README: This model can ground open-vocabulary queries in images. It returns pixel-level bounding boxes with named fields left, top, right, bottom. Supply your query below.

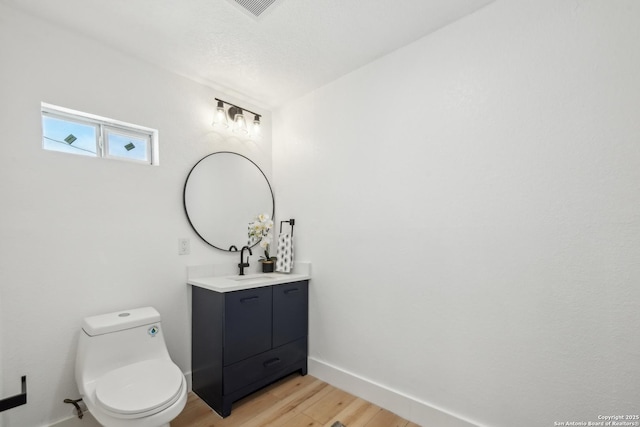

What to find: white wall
left=0, top=292, right=3, bottom=425
left=273, top=1, right=640, bottom=426
left=0, top=4, right=272, bottom=426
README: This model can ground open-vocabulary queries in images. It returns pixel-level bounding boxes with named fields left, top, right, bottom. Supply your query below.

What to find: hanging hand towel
left=275, top=233, right=293, bottom=273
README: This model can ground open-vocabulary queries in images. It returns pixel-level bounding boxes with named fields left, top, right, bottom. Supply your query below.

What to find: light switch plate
left=178, top=238, right=190, bottom=255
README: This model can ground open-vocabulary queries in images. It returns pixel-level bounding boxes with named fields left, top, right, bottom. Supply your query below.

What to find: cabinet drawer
left=223, top=338, right=307, bottom=394
left=224, top=287, right=272, bottom=365
left=273, top=281, right=308, bottom=348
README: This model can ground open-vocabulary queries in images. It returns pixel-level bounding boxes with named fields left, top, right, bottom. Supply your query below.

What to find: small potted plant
left=248, top=213, right=276, bottom=273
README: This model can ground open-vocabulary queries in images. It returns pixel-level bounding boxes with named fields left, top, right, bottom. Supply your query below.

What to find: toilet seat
left=95, top=359, right=184, bottom=419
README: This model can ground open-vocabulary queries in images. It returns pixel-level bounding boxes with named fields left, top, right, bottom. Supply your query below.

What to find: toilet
left=75, top=307, right=187, bottom=427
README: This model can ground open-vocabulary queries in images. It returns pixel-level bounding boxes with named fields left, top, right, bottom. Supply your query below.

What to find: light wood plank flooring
left=172, top=374, right=420, bottom=427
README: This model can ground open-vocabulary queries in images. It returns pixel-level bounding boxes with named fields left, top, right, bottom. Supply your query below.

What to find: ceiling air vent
left=226, top=0, right=284, bottom=20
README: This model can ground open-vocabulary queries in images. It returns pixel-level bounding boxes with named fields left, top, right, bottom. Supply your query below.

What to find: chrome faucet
left=238, top=246, right=252, bottom=275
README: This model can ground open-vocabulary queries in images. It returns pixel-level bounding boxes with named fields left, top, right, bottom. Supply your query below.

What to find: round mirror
left=183, top=152, right=274, bottom=251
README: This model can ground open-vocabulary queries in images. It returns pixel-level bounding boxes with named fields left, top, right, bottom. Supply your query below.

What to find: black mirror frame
left=183, top=151, right=275, bottom=252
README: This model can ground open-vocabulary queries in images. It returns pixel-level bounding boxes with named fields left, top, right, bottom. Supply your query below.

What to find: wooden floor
left=171, top=374, right=420, bottom=427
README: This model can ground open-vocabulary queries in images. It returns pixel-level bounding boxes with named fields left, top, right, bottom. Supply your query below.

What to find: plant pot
left=261, top=260, right=275, bottom=273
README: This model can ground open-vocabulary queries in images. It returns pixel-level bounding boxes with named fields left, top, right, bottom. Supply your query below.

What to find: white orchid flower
left=249, top=212, right=275, bottom=260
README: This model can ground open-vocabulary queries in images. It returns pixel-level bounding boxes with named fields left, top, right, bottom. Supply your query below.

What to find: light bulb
left=233, top=110, right=248, bottom=135
left=252, top=115, right=261, bottom=139
left=212, top=101, right=228, bottom=128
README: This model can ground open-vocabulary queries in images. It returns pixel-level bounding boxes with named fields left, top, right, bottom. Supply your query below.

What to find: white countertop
left=187, top=261, right=311, bottom=293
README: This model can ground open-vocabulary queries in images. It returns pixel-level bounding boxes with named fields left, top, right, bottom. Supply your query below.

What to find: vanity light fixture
left=213, top=98, right=261, bottom=139
left=212, top=100, right=228, bottom=128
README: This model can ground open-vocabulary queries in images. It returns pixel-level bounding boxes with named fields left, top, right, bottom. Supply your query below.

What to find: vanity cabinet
left=192, top=280, right=309, bottom=417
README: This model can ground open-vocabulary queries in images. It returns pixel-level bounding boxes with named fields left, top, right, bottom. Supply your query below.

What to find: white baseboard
left=49, top=413, right=100, bottom=427
left=308, top=357, right=481, bottom=427
left=184, top=370, right=193, bottom=392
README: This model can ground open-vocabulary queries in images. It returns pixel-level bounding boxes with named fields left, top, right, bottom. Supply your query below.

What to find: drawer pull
left=284, top=288, right=300, bottom=295
left=263, top=358, right=281, bottom=368
left=240, top=296, right=259, bottom=303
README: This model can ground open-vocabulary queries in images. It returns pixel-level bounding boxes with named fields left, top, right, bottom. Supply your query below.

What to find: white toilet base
left=83, top=377, right=187, bottom=427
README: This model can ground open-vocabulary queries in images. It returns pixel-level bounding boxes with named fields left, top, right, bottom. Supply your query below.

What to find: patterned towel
left=275, top=233, right=293, bottom=273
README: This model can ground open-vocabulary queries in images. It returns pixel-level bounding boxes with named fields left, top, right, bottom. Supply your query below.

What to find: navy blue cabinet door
left=273, top=282, right=308, bottom=348
left=224, top=286, right=272, bottom=365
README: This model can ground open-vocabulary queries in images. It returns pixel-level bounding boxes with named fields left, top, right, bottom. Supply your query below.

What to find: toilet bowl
left=75, top=307, right=187, bottom=427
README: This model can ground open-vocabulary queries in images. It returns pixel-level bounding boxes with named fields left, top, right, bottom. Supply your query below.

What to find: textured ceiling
left=3, top=0, right=494, bottom=108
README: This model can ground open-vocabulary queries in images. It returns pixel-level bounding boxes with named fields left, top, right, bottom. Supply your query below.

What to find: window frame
left=42, top=113, right=100, bottom=157
left=103, top=125, right=152, bottom=163
left=41, top=102, right=159, bottom=165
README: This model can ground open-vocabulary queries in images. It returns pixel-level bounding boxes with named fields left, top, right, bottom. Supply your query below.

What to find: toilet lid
left=95, top=359, right=184, bottom=417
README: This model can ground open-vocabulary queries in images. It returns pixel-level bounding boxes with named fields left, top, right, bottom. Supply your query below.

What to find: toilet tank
left=76, top=307, right=172, bottom=386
